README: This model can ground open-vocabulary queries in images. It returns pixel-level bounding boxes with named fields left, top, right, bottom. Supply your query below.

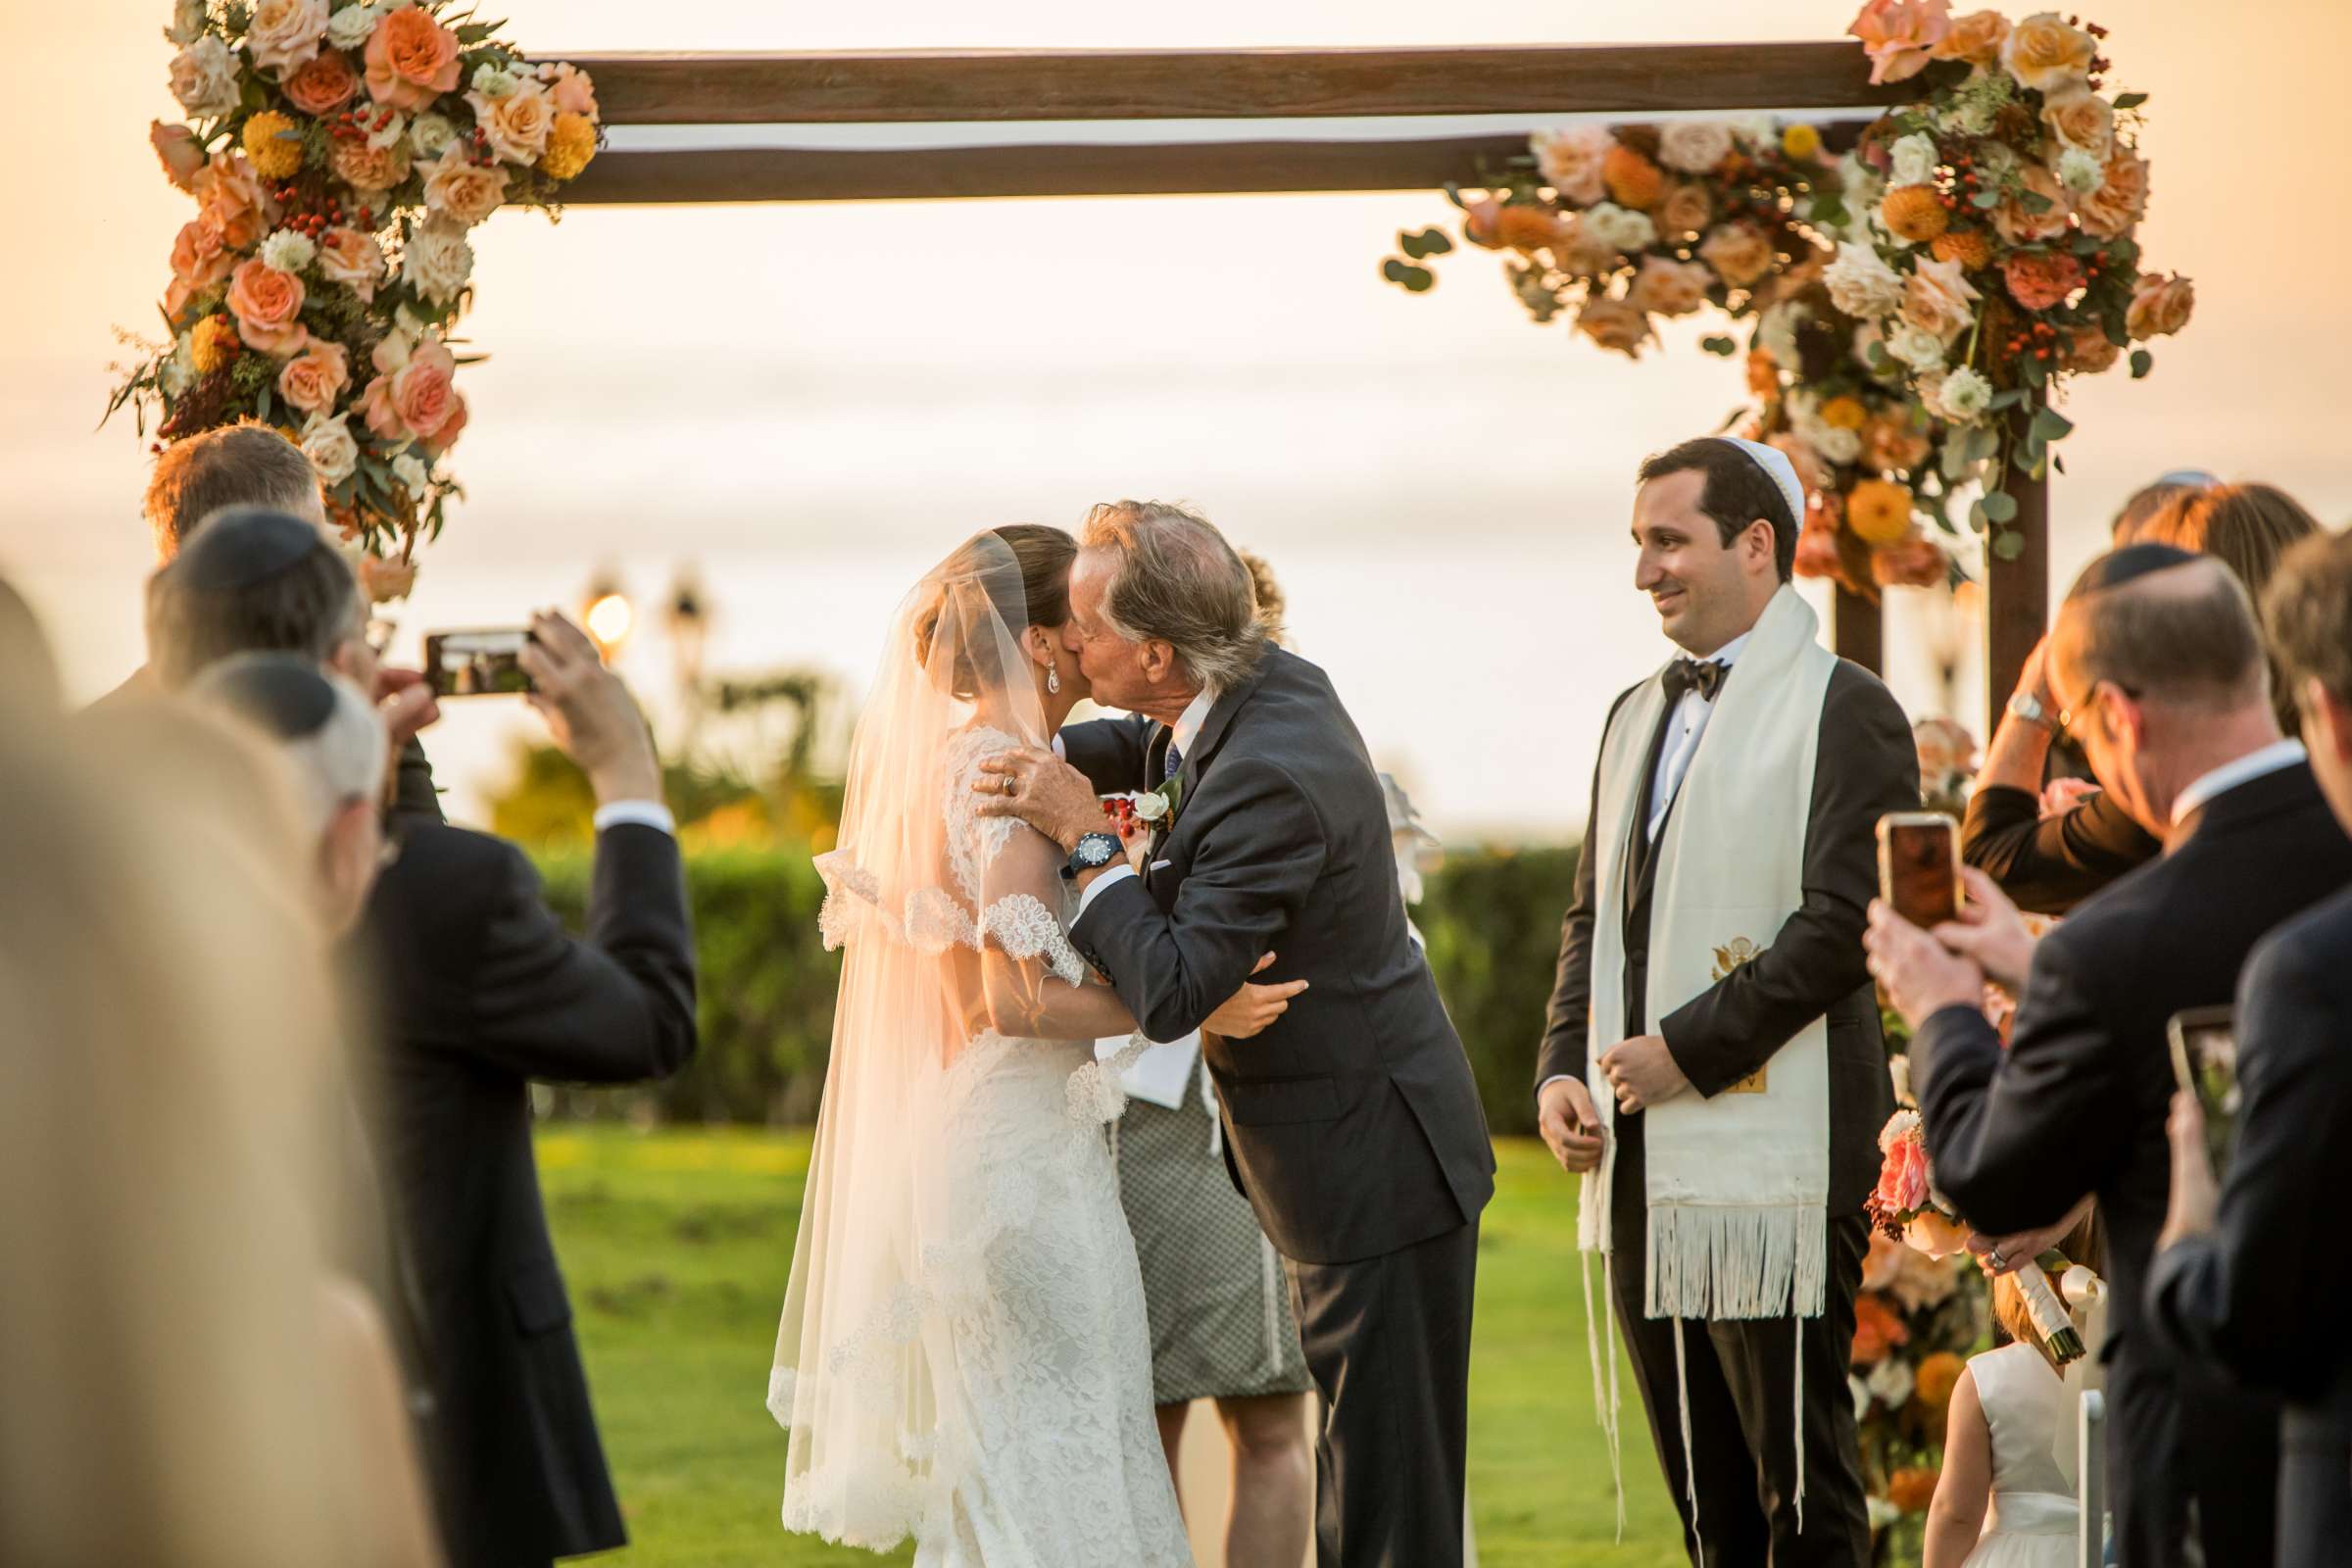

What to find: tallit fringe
left=1642, top=1203, right=1827, bottom=1322
left=1580, top=1251, right=1626, bottom=1543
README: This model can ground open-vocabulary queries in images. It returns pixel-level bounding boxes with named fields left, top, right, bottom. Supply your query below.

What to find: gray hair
left=1078, top=501, right=1269, bottom=690
left=190, top=656, right=385, bottom=835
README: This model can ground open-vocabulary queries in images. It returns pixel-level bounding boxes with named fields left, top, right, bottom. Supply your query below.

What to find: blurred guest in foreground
left=1868, top=544, right=2352, bottom=1567
left=2107, top=469, right=2216, bottom=545
left=2149, top=526, right=2352, bottom=1568
left=0, top=576, right=61, bottom=710
left=1964, top=480, right=2322, bottom=913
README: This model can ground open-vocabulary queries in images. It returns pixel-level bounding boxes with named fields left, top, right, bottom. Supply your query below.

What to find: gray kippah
left=175, top=506, right=322, bottom=590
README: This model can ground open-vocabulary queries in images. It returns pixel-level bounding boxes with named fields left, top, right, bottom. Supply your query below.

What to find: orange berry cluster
left=2004, top=318, right=2063, bottom=363
left=328, top=106, right=399, bottom=144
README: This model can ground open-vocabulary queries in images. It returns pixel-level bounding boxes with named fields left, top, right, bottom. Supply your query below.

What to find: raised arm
left=969, top=817, right=1138, bottom=1042
left=1057, top=713, right=1155, bottom=795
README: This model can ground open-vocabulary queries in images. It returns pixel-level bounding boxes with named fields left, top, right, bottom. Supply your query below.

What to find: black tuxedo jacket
left=2149, top=885, right=2352, bottom=1565
left=1961, top=780, right=2158, bottom=915
left=1538, top=658, right=1917, bottom=1219
left=358, top=818, right=697, bottom=1568
left=1062, top=648, right=1494, bottom=1265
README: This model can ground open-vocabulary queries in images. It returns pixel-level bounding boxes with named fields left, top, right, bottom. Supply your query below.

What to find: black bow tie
left=1663, top=658, right=1728, bottom=705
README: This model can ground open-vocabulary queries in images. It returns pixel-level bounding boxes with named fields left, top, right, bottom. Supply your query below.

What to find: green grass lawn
left=540, top=1127, right=1687, bottom=1566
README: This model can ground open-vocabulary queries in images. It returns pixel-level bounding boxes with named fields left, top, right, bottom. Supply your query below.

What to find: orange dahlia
left=1887, top=1465, right=1941, bottom=1513
left=1846, top=479, right=1916, bottom=545
left=1881, top=184, right=1950, bottom=244
left=242, top=111, right=304, bottom=181
left=189, top=313, right=240, bottom=374
left=1931, top=227, right=1994, bottom=270
left=1603, top=144, right=1665, bottom=209
left=1819, top=395, right=1869, bottom=431
left=1914, top=1350, right=1966, bottom=1408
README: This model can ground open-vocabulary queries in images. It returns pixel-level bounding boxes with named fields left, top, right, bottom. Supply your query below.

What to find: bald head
left=2049, top=548, right=2268, bottom=719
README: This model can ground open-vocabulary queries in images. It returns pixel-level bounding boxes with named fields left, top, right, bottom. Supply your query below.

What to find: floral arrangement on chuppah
left=108, top=1, right=603, bottom=600
left=1379, top=4, right=2192, bottom=599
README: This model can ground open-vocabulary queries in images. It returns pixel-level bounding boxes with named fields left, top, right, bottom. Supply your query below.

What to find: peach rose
left=192, top=151, right=275, bottom=250
left=151, top=122, right=206, bottom=191
left=2040, top=86, right=2115, bottom=160
left=225, top=259, right=310, bottom=357
left=166, top=219, right=235, bottom=319
left=359, top=554, right=418, bottom=603
left=422, top=143, right=511, bottom=226
left=1699, top=222, right=1775, bottom=288
left=2066, top=323, right=2122, bottom=373
left=2002, top=251, right=2083, bottom=311
left=1864, top=409, right=1933, bottom=471
left=1848, top=0, right=1952, bottom=85
left=1991, top=164, right=2070, bottom=246
left=1654, top=181, right=1714, bottom=240
left=2074, top=148, right=2147, bottom=239
left=2127, top=272, right=2194, bottom=339
left=362, top=333, right=465, bottom=448
left=330, top=136, right=413, bottom=193
left=283, top=47, right=361, bottom=116
left=537, top=61, right=600, bottom=123
left=1794, top=517, right=1843, bottom=580
left=467, top=78, right=553, bottom=165
left=364, top=4, right=462, bottom=111
left=1932, top=9, right=2009, bottom=64
left=1627, top=256, right=1712, bottom=318
left=1873, top=531, right=1947, bottom=589
left=1899, top=254, right=1982, bottom=344
left=316, top=227, right=387, bottom=303
left=2001, top=12, right=2097, bottom=94
left=246, top=0, right=329, bottom=77
left=275, top=339, right=351, bottom=416
left=1548, top=215, right=1620, bottom=278
left=1577, top=297, right=1653, bottom=358
left=1531, top=125, right=1610, bottom=206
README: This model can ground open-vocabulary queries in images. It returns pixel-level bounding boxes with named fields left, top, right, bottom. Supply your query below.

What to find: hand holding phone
left=2168, top=1005, right=2239, bottom=1180
left=1877, top=810, right=1961, bottom=928
left=423, top=628, right=535, bottom=699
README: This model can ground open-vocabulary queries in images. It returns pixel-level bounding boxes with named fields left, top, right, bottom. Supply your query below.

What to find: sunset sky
left=9, top=0, right=2347, bottom=839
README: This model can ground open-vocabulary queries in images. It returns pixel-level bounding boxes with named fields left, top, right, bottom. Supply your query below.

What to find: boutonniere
left=1135, top=775, right=1186, bottom=830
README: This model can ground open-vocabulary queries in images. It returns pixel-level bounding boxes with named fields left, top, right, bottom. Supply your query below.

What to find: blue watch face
left=1077, top=835, right=1115, bottom=867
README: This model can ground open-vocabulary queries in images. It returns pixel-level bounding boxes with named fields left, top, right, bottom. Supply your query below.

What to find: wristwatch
left=2006, top=690, right=2059, bottom=735
left=1060, top=832, right=1123, bottom=882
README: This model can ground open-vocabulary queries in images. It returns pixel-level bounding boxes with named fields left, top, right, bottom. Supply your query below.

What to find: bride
left=768, top=526, right=1285, bottom=1565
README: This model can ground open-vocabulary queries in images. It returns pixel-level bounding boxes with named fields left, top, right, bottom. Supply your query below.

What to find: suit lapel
left=1144, top=656, right=1274, bottom=868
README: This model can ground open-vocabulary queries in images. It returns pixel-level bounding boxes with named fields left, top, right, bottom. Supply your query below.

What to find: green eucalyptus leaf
left=1982, top=489, right=2019, bottom=523
left=2031, top=407, right=2074, bottom=442
left=1992, top=530, right=2026, bottom=562
left=2130, top=349, right=2153, bottom=379
left=1968, top=500, right=1989, bottom=531
left=2113, top=92, right=2148, bottom=110
left=1700, top=336, right=1738, bottom=356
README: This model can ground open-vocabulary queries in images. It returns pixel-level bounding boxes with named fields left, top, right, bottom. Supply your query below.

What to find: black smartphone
left=423, top=628, right=535, bottom=699
left=1877, top=810, right=1960, bottom=928
left=2168, top=1005, right=2239, bottom=1180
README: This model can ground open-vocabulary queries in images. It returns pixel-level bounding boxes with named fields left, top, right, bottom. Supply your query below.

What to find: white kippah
left=1711, top=435, right=1809, bottom=532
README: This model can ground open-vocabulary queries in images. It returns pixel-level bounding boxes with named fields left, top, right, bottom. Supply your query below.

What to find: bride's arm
left=973, top=823, right=1138, bottom=1041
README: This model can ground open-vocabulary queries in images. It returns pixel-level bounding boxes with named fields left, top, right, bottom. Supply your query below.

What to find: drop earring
left=1046, top=664, right=1061, bottom=695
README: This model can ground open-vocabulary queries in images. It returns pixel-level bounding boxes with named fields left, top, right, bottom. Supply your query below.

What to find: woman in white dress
left=768, top=528, right=1280, bottom=1566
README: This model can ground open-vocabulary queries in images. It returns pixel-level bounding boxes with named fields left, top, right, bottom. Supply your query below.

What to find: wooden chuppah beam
left=1985, top=467, right=2050, bottom=738
left=554, top=43, right=1900, bottom=126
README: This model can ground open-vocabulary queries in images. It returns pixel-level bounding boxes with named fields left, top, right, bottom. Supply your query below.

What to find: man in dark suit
left=1540, top=438, right=1915, bottom=1566
left=147, top=510, right=699, bottom=1568
left=2148, top=527, right=2352, bottom=1568
left=973, top=500, right=1494, bottom=1568
left=1868, top=545, right=2352, bottom=1568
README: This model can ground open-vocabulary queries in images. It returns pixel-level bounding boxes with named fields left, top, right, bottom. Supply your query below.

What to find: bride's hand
left=1204, top=954, right=1309, bottom=1042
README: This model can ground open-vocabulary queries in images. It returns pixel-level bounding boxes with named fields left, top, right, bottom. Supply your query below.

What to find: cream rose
left=247, top=0, right=330, bottom=77
left=330, top=136, right=412, bottom=192
left=422, top=143, right=511, bottom=226
left=2126, top=272, right=2194, bottom=339
left=2040, top=86, right=2115, bottom=160
left=300, top=412, right=361, bottom=486
left=169, top=34, right=240, bottom=119
left=1991, top=164, right=2071, bottom=246
left=276, top=339, right=352, bottom=416
left=1531, top=126, right=1610, bottom=206
left=2001, top=13, right=2098, bottom=93
left=167, top=0, right=211, bottom=44
left=1658, top=121, right=1735, bottom=175
left=1654, top=182, right=1714, bottom=240
left=391, top=453, right=431, bottom=498
left=1825, top=240, right=1905, bottom=319
left=1887, top=322, right=1946, bottom=372
left=1889, top=131, right=1939, bottom=189
left=1582, top=202, right=1656, bottom=254
left=470, top=62, right=519, bottom=99
left=326, top=3, right=382, bottom=51
left=226, top=259, right=310, bottom=357
left=1933, top=9, right=2011, bottom=64
left=1900, top=254, right=1982, bottom=344
left=466, top=78, right=553, bottom=165
left=2074, top=149, right=2147, bottom=238
left=409, top=111, right=458, bottom=159
left=317, top=226, right=387, bottom=302
left=1626, top=256, right=1712, bottom=318
left=1699, top=222, right=1775, bottom=288
left=1548, top=215, right=1620, bottom=279
left=193, top=151, right=275, bottom=249
left=399, top=219, right=474, bottom=306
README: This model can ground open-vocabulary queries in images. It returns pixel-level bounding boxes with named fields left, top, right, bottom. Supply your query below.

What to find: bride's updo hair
left=911, top=525, right=1077, bottom=697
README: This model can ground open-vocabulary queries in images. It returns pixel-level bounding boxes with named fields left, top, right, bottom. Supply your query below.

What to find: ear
left=2101, top=681, right=2147, bottom=748
left=1024, top=623, right=1056, bottom=669
left=1138, top=640, right=1177, bottom=685
left=1743, top=517, right=1777, bottom=572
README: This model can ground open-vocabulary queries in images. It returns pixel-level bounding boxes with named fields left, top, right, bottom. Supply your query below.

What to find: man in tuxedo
left=147, top=509, right=699, bottom=1568
left=1867, top=544, right=2352, bottom=1567
left=1539, top=438, right=1913, bottom=1566
left=972, top=500, right=1494, bottom=1568
left=2148, top=527, right=2352, bottom=1568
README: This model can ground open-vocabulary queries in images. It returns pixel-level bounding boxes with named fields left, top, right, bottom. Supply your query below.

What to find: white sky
left=8, top=0, right=2347, bottom=839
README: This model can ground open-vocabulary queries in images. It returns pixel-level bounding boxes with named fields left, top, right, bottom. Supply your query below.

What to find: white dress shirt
left=1647, top=629, right=1751, bottom=843
left=1076, top=685, right=1218, bottom=919
left=2170, top=738, right=2306, bottom=829
left=593, top=800, right=677, bottom=835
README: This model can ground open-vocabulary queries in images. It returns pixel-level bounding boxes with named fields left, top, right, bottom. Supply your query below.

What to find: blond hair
left=143, top=420, right=320, bottom=562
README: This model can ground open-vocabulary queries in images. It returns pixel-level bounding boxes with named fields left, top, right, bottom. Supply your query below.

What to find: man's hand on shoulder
left=971, top=746, right=1102, bottom=853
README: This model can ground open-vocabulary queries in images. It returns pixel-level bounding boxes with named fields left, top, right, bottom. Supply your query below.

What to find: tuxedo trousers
left=1283, top=1220, right=1478, bottom=1568
left=1608, top=1102, right=1873, bottom=1568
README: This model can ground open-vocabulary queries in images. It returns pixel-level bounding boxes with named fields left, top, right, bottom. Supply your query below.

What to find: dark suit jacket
left=2149, top=886, right=2352, bottom=1563
left=1062, top=648, right=1494, bottom=1265
left=360, top=819, right=697, bottom=1568
left=1915, top=760, right=2352, bottom=1564
left=1538, top=659, right=1917, bottom=1220
left=1961, top=781, right=2158, bottom=915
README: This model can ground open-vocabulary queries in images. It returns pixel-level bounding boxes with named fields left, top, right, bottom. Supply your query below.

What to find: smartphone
left=423, top=627, right=535, bottom=699
left=2168, top=1005, right=2239, bottom=1180
left=1877, top=810, right=1960, bottom=928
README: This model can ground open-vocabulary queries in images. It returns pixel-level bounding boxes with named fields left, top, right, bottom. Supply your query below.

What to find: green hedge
left=533, top=841, right=1580, bottom=1137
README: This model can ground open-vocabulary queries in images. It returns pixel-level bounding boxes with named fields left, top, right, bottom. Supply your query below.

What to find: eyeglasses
left=2054, top=679, right=2139, bottom=748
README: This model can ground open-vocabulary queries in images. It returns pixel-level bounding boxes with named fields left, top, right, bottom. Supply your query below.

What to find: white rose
left=1838, top=151, right=1886, bottom=216
left=409, top=112, right=458, bottom=159
left=1730, top=114, right=1779, bottom=151
left=1888, top=322, right=1947, bottom=372
left=1132, top=790, right=1171, bottom=823
left=1659, top=120, right=1736, bottom=175
left=1812, top=424, right=1863, bottom=466
left=1889, top=131, right=1940, bottom=189
left=470, top=62, right=518, bottom=99
left=324, top=3, right=381, bottom=51
left=1824, top=240, right=1905, bottom=319
left=161, top=335, right=197, bottom=397
left=1852, top=319, right=1888, bottom=370
left=300, top=413, right=360, bottom=487
left=1866, top=1355, right=1915, bottom=1410
left=1583, top=202, right=1658, bottom=254
left=168, top=34, right=240, bottom=119
left=1759, top=301, right=1809, bottom=369
left=166, top=0, right=211, bottom=45
left=391, top=453, right=431, bottom=499
left=2057, top=147, right=2105, bottom=196
left=401, top=220, right=474, bottom=306
left=245, top=0, right=330, bottom=79
left=259, top=228, right=318, bottom=273
left=1934, top=366, right=1994, bottom=424
left=367, top=111, right=408, bottom=152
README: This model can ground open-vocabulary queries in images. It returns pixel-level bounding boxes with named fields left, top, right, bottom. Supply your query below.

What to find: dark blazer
left=360, top=818, right=697, bottom=1568
left=1915, top=760, right=2352, bottom=1566
left=1063, top=648, right=1494, bottom=1266
left=1960, top=781, right=2158, bottom=915
left=2149, top=886, right=2352, bottom=1568
left=1538, top=659, right=1918, bottom=1219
